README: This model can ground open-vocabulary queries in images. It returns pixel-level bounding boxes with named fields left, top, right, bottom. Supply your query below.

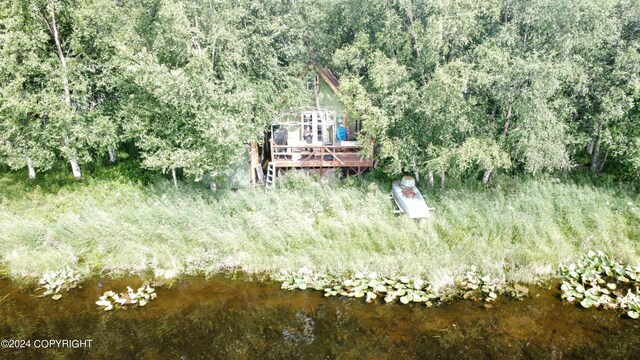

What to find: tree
left=122, top=0, right=308, bottom=187
left=1, top=0, right=132, bottom=179
left=0, top=0, right=59, bottom=178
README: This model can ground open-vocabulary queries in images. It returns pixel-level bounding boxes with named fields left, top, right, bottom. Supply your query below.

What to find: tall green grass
left=1, top=170, right=639, bottom=289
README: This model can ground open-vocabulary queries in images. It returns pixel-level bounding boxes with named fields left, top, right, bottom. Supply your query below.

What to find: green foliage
left=452, top=137, right=511, bottom=175
left=95, top=284, right=157, bottom=311
left=330, top=0, right=639, bottom=183
left=1, top=0, right=639, bottom=183
left=277, top=268, right=530, bottom=306
left=277, top=270, right=440, bottom=306
left=1, top=173, right=639, bottom=286
left=560, top=251, right=640, bottom=319
left=36, top=266, right=81, bottom=300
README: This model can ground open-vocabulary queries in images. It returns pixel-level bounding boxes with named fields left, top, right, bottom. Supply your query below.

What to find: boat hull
left=391, top=181, right=431, bottom=219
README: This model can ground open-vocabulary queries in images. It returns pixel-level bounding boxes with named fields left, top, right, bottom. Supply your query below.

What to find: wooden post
left=345, top=116, right=350, bottom=140
left=249, top=143, right=255, bottom=184
left=270, top=140, right=275, bottom=162
left=320, top=147, right=324, bottom=178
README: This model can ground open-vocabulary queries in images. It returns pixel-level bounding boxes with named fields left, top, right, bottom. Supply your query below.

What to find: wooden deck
left=270, top=140, right=373, bottom=169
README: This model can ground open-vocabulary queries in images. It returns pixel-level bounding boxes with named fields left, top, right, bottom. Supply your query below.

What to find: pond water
left=1, top=275, right=639, bottom=359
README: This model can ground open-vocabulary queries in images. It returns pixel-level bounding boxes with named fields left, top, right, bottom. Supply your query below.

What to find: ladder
left=265, top=162, right=276, bottom=189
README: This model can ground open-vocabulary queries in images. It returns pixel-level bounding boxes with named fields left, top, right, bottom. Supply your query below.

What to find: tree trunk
left=211, top=37, right=217, bottom=70
left=192, top=0, right=203, bottom=54
left=27, top=156, right=36, bottom=180
left=209, top=181, right=217, bottom=192
left=313, top=74, right=321, bottom=112
left=412, top=158, right=420, bottom=183
left=598, top=149, right=608, bottom=172
left=46, top=4, right=82, bottom=178
left=401, top=0, right=420, bottom=59
left=586, top=140, right=594, bottom=155
left=428, top=171, right=434, bottom=186
left=590, top=127, right=602, bottom=173
left=171, top=167, right=178, bottom=188
left=440, top=171, right=446, bottom=187
left=483, top=166, right=494, bottom=188
left=48, top=5, right=70, bottom=106
left=501, top=105, right=512, bottom=140
left=490, top=106, right=497, bottom=135
left=108, top=147, right=117, bottom=162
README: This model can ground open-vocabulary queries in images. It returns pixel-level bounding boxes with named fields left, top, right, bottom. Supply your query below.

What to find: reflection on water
left=1, top=275, right=639, bottom=359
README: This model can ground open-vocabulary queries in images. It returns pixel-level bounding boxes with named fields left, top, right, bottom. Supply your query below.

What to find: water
left=1, top=275, right=639, bottom=359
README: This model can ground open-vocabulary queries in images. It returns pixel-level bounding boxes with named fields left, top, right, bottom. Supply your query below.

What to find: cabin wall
left=317, top=78, right=345, bottom=120
left=303, top=74, right=357, bottom=141
left=306, top=75, right=345, bottom=120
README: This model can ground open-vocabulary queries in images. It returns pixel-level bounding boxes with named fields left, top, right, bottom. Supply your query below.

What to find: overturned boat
left=391, top=176, right=431, bottom=219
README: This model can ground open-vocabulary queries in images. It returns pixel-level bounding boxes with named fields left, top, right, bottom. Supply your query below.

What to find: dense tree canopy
left=1, top=0, right=638, bottom=184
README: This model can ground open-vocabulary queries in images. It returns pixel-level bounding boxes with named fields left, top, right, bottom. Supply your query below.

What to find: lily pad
left=580, top=298, right=596, bottom=308
left=513, top=284, right=529, bottom=295
left=366, top=292, right=377, bottom=303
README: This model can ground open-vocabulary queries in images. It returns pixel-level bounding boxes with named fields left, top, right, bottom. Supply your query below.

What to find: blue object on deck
left=336, top=125, right=347, bottom=141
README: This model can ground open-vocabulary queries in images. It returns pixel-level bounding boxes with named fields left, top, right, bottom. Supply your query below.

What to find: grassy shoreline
left=1, top=171, right=639, bottom=291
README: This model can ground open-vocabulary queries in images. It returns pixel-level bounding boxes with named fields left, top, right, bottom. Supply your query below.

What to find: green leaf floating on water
left=628, top=311, right=639, bottom=319
left=580, top=298, right=596, bottom=308
left=366, top=292, right=376, bottom=303
left=37, top=266, right=81, bottom=300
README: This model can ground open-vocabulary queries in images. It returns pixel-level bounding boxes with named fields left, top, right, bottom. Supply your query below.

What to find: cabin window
left=306, top=75, right=319, bottom=93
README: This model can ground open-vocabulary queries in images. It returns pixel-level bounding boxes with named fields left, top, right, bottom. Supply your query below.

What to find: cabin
left=249, top=64, right=373, bottom=186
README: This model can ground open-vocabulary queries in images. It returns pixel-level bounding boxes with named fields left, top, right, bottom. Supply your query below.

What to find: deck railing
left=269, top=140, right=370, bottom=166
